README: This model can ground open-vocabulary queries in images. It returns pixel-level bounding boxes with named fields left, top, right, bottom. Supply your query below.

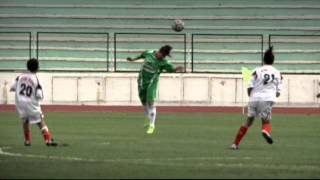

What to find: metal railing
left=1, top=31, right=320, bottom=74
left=191, top=33, right=264, bottom=73
left=36, top=32, right=109, bottom=71
left=269, top=34, right=320, bottom=73
left=0, top=32, right=32, bottom=70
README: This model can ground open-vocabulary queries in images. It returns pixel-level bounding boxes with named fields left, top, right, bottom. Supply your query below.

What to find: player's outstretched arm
left=126, top=57, right=142, bottom=62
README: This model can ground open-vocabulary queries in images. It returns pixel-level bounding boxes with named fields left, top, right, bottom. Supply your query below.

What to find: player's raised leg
left=22, top=119, right=31, bottom=146
left=231, top=116, right=254, bottom=150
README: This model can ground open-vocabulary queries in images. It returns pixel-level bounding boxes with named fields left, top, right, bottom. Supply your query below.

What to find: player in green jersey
left=127, top=45, right=183, bottom=134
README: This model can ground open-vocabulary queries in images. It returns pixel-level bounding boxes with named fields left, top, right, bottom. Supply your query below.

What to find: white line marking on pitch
left=1, top=146, right=12, bottom=150
left=0, top=146, right=267, bottom=163
left=215, top=163, right=320, bottom=171
left=1, top=147, right=319, bottom=171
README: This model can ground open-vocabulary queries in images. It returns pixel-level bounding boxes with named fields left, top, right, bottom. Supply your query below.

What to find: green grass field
left=0, top=111, right=319, bottom=179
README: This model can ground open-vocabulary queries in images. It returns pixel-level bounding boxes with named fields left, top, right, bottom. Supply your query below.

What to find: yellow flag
left=241, top=67, right=253, bottom=81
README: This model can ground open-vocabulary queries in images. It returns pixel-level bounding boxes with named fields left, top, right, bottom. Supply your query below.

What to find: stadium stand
left=0, top=0, right=319, bottom=73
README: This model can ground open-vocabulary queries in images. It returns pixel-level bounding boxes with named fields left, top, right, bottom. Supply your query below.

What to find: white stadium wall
left=0, top=72, right=319, bottom=107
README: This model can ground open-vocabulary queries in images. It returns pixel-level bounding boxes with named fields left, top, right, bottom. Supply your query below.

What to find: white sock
left=148, top=106, right=156, bottom=128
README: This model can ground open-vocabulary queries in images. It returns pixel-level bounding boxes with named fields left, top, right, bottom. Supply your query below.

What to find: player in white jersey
left=10, top=58, right=57, bottom=146
left=231, top=47, right=283, bottom=150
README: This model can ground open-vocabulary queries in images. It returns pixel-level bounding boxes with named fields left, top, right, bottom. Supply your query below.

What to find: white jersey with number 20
left=10, top=72, right=44, bottom=122
left=249, top=65, right=282, bottom=102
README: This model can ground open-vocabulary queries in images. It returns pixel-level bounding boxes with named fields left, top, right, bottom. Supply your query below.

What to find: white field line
left=215, top=163, right=320, bottom=172
left=0, top=146, right=264, bottom=163
left=1, top=147, right=320, bottom=171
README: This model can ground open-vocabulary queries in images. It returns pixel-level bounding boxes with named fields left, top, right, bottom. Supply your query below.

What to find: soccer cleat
left=146, top=126, right=155, bottom=134
left=46, top=139, right=58, bottom=147
left=262, top=130, right=273, bottom=144
left=230, top=144, right=239, bottom=150
left=24, top=141, right=31, bottom=146
left=144, top=118, right=149, bottom=128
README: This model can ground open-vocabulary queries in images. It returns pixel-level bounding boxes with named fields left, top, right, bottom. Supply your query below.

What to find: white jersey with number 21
left=249, top=65, right=282, bottom=102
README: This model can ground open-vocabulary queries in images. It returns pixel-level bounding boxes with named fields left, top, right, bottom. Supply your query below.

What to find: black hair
left=159, top=45, right=172, bottom=57
left=263, top=46, right=274, bottom=65
left=27, top=58, right=39, bottom=72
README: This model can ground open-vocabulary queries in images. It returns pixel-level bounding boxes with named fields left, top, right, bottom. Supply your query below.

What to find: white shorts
left=16, top=104, right=43, bottom=124
left=247, top=101, right=274, bottom=120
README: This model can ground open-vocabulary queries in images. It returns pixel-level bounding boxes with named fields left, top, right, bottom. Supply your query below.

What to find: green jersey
left=136, top=50, right=175, bottom=103
left=137, top=50, right=175, bottom=78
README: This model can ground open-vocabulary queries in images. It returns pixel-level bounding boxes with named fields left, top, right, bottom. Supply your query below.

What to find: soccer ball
left=171, top=19, right=184, bottom=32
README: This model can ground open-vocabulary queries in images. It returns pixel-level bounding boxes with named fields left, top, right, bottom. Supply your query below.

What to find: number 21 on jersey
left=263, top=73, right=275, bottom=85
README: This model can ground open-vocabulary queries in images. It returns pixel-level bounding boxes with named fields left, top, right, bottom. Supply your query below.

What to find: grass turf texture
left=0, top=112, right=319, bottom=179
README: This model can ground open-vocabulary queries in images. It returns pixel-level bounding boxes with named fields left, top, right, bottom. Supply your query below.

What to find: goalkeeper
left=127, top=45, right=183, bottom=134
